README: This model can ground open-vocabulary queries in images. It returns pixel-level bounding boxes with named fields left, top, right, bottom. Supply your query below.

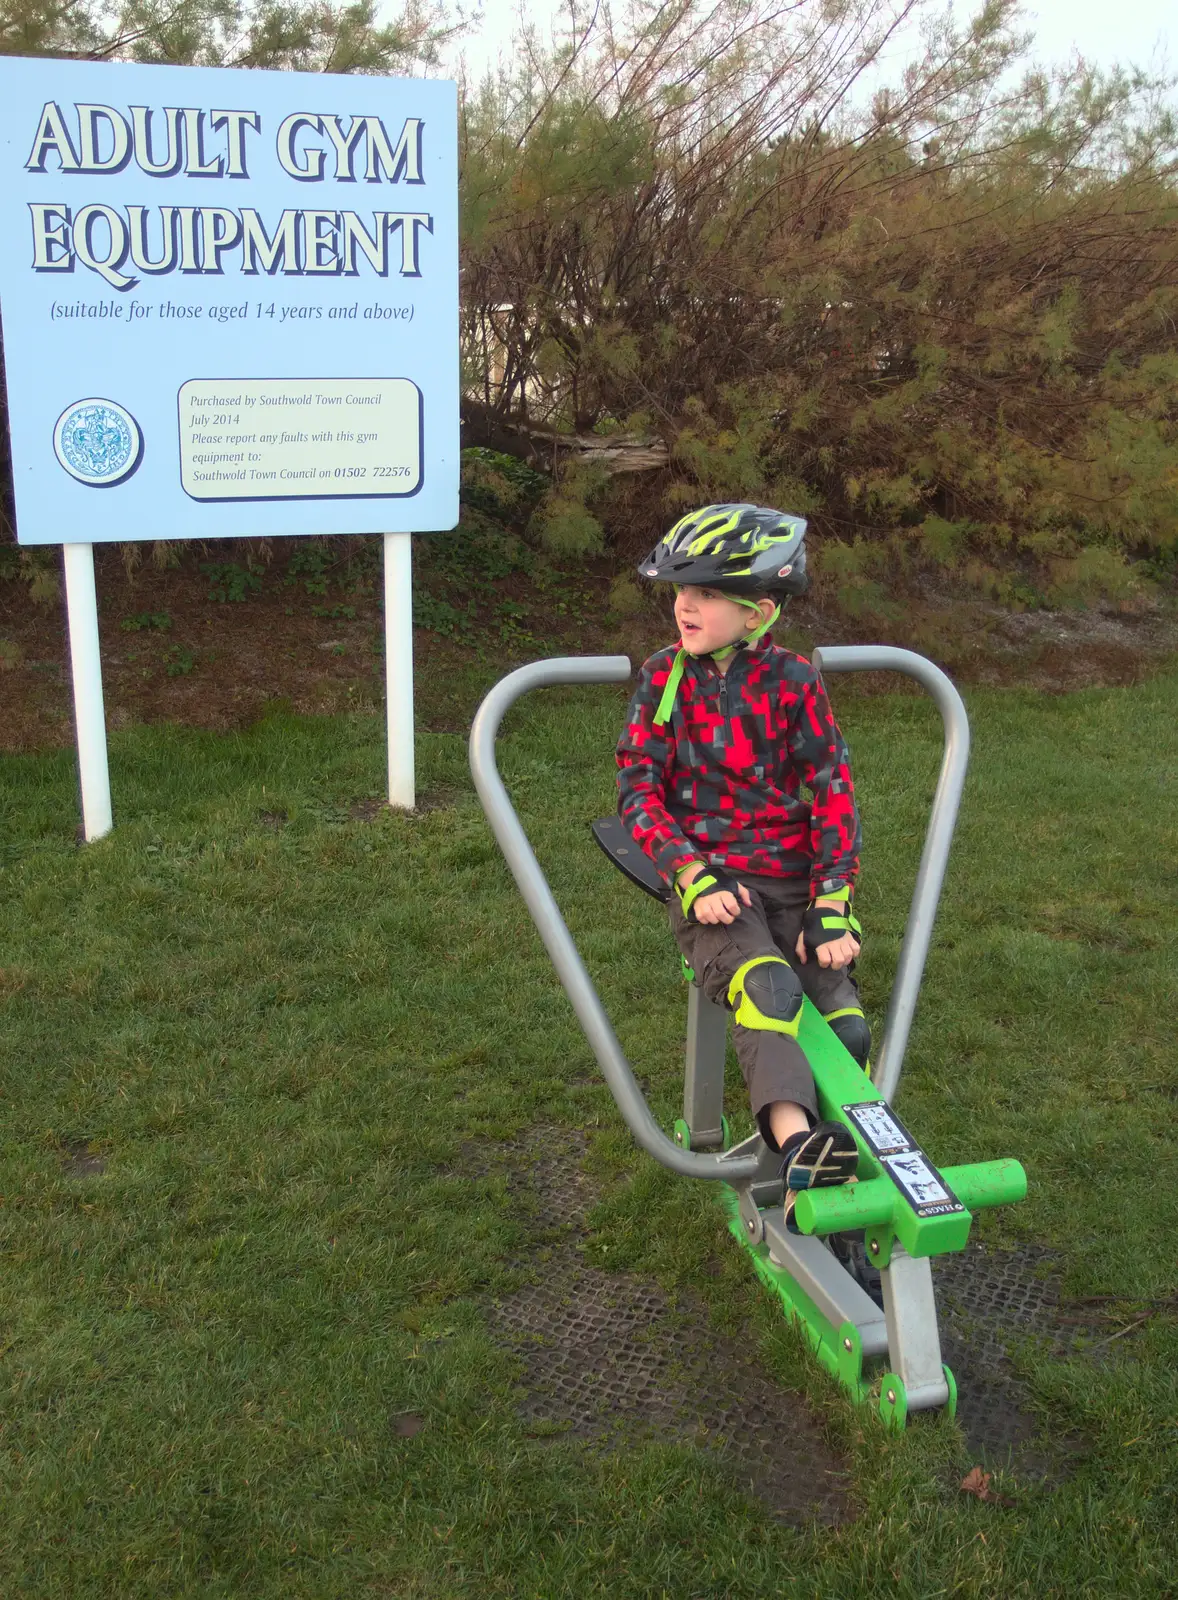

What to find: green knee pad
left=824, top=1005, right=871, bottom=1068
left=727, top=956, right=803, bottom=1036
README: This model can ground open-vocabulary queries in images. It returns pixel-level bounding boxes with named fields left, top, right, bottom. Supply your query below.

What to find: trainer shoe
left=781, top=1120, right=859, bottom=1191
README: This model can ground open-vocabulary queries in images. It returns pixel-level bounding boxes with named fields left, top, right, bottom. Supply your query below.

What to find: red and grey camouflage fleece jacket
left=616, top=637, right=861, bottom=898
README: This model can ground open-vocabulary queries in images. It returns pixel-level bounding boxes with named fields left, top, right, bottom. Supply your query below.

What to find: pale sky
left=444, top=0, right=1172, bottom=83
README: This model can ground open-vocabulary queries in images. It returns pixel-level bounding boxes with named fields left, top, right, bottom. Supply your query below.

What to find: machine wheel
left=878, top=1373, right=908, bottom=1433
left=673, top=1116, right=730, bottom=1152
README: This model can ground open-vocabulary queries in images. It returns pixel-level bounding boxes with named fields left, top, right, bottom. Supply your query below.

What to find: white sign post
left=0, top=57, right=460, bottom=830
left=383, top=530, right=415, bottom=809
left=62, top=541, right=113, bottom=840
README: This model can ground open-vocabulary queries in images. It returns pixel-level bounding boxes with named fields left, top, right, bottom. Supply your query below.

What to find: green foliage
left=411, top=590, right=470, bottom=636
left=459, top=447, right=601, bottom=562
left=460, top=448, right=548, bottom=522
left=1140, top=541, right=1178, bottom=586
left=3, top=548, right=60, bottom=605
left=962, top=560, right=1046, bottom=611
left=120, top=611, right=172, bottom=632
left=1046, top=545, right=1146, bottom=609
left=492, top=596, right=538, bottom=650
left=404, top=455, right=545, bottom=629
left=0, top=0, right=449, bottom=73
left=920, top=517, right=976, bottom=567
left=527, top=494, right=605, bottom=557
left=416, top=517, right=533, bottom=585
left=673, top=390, right=791, bottom=504
left=163, top=644, right=196, bottom=675
left=284, top=543, right=334, bottom=595
left=606, top=573, right=645, bottom=620
left=200, top=560, right=262, bottom=603
left=460, top=1, right=1178, bottom=596
left=526, top=462, right=608, bottom=557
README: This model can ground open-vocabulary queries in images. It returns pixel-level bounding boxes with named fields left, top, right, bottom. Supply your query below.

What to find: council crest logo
left=53, top=399, right=143, bottom=488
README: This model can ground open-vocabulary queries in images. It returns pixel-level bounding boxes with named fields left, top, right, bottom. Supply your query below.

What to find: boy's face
left=674, top=585, right=768, bottom=656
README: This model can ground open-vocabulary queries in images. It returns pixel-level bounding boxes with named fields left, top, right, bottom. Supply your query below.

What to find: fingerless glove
left=802, top=899, right=862, bottom=954
left=676, top=865, right=743, bottom=922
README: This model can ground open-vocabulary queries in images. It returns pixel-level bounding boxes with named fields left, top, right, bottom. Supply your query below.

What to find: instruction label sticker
left=882, top=1152, right=963, bottom=1216
left=179, top=377, right=421, bottom=501
left=842, top=1101, right=966, bottom=1219
left=841, top=1101, right=912, bottom=1156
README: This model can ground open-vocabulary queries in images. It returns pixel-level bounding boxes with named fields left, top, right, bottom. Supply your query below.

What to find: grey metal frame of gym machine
left=469, top=645, right=971, bottom=1421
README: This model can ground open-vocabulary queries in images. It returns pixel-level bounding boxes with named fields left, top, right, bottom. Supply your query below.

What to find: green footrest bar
left=795, top=1158, right=1028, bottom=1248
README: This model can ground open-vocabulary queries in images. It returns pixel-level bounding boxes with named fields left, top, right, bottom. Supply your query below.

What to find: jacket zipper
left=718, top=648, right=747, bottom=716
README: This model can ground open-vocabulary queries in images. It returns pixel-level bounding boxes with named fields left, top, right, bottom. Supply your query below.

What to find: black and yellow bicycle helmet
left=637, top=503, right=809, bottom=597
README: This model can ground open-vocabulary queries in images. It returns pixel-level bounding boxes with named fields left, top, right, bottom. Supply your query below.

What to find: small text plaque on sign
left=178, top=378, right=422, bottom=500
left=0, top=56, right=458, bottom=543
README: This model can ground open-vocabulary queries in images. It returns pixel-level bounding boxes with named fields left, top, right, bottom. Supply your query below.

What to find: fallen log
left=460, top=398, right=669, bottom=475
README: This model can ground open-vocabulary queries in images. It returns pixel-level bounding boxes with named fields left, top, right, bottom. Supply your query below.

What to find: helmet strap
left=654, top=595, right=781, bottom=725
left=653, top=649, right=687, bottom=727
left=713, top=594, right=781, bottom=658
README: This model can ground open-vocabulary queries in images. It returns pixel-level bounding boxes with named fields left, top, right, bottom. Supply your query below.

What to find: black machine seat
left=591, top=816, right=669, bottom=902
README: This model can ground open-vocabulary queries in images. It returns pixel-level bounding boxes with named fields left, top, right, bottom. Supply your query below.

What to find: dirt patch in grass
left=58, top=1138, right=107, bottom=1179
left=3, top=543, right=1177, bottom=752
left=0, top=544, right=612, bottom=752
left=0, top=547, right=385, bottom=751
left=965, top=604, right=1178, bottom=692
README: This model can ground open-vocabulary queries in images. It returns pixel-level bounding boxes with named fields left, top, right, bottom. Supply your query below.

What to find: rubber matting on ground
left=934, top=1242, right=1094, bottom=1474
left=484, top=1138, right=851, bottom=1525
left=484, top=1136, right=1095, bottom=1509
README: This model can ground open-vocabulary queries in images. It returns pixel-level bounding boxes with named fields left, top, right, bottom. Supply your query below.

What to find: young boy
left=616, top=503, right=870, bottom=1215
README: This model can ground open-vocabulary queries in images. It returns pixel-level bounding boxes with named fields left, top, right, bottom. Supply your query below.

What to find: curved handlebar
left=468, top=656, right=760, bottom=1182
left=470, top=646, right=969, bottom=1178
left=810, top=646, right=970, bottom=1101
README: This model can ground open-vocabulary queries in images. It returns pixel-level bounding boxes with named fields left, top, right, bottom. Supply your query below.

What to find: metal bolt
left=886, top=1389, right=897, bottom=1405
left=746, top=1218, right=756, bottom=1234
left=843, top=1337, right=853, bottom=1352
left=674, top=1129, right=683, bottom=1145
left=869, top=1238, right=880, bottom=1255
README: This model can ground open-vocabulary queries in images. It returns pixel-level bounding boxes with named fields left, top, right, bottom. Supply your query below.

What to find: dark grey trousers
left=669, top=874, right=863, bottom=1145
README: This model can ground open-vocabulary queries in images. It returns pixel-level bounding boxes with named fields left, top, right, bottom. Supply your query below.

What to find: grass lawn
left=1, top=660, right=1176, bottom=1597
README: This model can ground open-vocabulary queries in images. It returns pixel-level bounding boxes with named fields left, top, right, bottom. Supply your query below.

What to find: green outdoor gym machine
left=469, top=646, right=1026, bottom=1430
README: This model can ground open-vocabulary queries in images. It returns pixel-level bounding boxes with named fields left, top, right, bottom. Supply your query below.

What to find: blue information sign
left=0, top=57, right=459, bottom=543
